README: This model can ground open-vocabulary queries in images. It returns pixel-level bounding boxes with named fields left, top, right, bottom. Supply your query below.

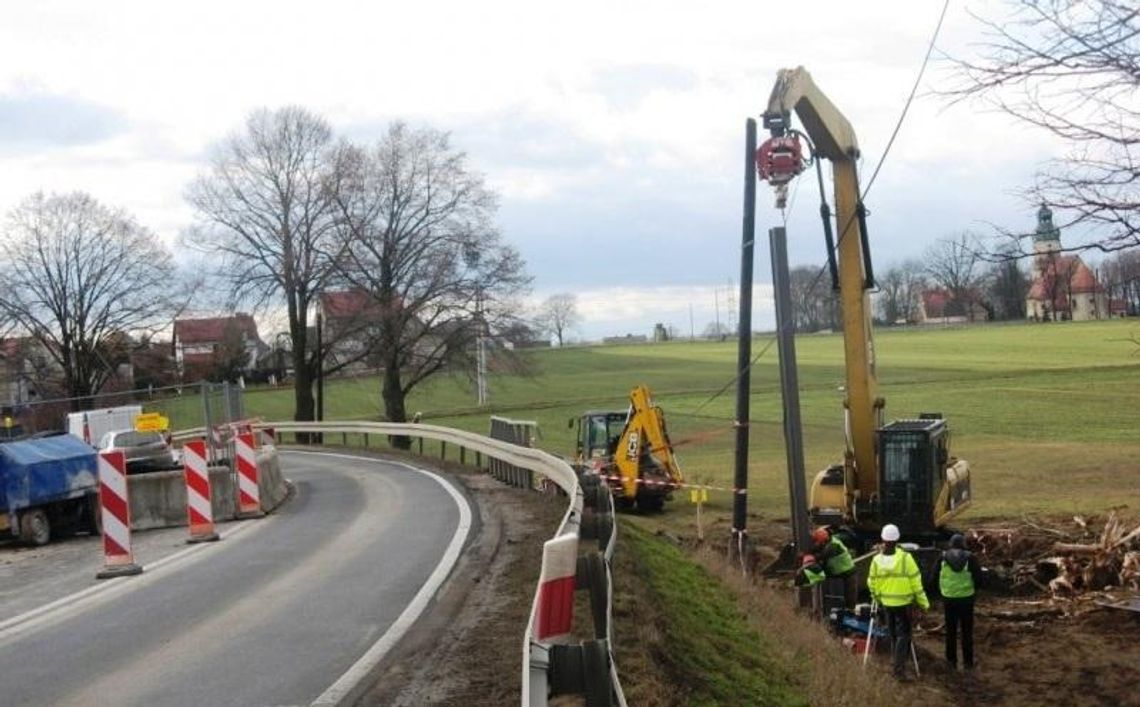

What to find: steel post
left=732, top=118, right=758, bottom=557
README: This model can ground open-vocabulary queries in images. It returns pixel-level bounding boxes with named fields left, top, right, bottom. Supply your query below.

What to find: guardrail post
left=364, top=432, right=369, bottom=447
left=418, top=437, right=424, bottom=455
left=441, top=441, right=447, bottom=461
left=459, top=446, right=466, bottom=465
left=549, top=640, right=613, bottom=707
left=575, top=552, right=609, bottom=640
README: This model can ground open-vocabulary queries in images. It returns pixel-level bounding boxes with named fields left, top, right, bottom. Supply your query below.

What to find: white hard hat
left=881, top=524, right=901, bottom=542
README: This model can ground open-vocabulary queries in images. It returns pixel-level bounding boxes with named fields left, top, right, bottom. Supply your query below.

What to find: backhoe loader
left=570, top=385, right=683, bottom=511
left=756, top=67, right=972, bottom=545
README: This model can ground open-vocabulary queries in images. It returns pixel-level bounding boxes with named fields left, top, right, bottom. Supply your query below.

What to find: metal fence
left=2, top=381, right=246, bottom=442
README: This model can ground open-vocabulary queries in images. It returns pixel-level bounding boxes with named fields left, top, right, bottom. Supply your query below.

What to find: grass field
left=243, top=318, right=1140, bottom=520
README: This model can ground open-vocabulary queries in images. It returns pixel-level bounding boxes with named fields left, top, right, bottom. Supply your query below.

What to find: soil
left=663, top=511, right=1140, bottom=707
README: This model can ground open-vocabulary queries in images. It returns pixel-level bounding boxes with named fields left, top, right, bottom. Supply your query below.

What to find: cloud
left=0, top=89, right=127, bottom=151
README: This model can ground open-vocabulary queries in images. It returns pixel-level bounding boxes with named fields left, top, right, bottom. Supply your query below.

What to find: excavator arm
left=761, top=67, right=882, bottom=517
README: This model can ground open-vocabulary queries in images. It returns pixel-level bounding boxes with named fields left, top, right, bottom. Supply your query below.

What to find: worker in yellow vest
left=810, top=526, right=856, bottom=607
left=939, top=533, right=980, bottom=671
left=867, top=523, right=929, bottom=680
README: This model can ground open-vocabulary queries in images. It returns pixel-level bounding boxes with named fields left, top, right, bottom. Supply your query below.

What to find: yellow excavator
left=757, top=67, right=972, bottom=542
left=570, top=385, right=684, bottom=512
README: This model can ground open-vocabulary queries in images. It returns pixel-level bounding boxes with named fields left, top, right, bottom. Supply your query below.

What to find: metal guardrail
left=200, top=419, right=623, bottom=706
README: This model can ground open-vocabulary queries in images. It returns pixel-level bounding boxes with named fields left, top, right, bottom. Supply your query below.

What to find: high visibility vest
left=825, top=536, right=855, bottom=577
left=939, top=558, right=975, bottom=599
left=803, top=565, right=825, bottom=587
left=867, top=549, right=930, bottom=609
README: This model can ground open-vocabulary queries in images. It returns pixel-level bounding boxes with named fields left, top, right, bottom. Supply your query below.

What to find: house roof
left=1027, top=255, right=1103, bottom=309
left=319, top=289, right=378, bottom=320
left=174, top=314, right=260, bottom=345
left=921, top=290, right=952, bottom=319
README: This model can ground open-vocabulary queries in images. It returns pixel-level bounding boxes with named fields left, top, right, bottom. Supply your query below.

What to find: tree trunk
left=382, top=359, right=410, bottom=449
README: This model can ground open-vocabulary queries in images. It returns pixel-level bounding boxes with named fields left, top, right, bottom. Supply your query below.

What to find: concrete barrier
left=127, top=447, right=288, bottom=531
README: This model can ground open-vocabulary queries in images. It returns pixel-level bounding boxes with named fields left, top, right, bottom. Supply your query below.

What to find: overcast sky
left=0, top=1, right=1064, bottom=340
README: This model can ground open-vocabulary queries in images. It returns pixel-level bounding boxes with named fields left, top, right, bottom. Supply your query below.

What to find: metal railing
left=210, top=419, right=623, bottom=706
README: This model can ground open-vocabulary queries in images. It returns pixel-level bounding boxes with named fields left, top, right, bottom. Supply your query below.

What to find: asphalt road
left=0, top=451, right=472, bottom=707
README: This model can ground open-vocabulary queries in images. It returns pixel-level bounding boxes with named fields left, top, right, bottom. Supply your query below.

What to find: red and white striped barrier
left=95, top=451, right=143, bottom=579
left=534, top=533, right=579, bottom=640
left=182, top=440, right=220, bottom=543
left=234, top=432, right=262, bottom=518
left=261, top=427, right=276, bottom=447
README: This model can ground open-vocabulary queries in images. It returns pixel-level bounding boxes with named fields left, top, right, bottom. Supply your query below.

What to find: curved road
left=0, top=451, right=471, bottom=707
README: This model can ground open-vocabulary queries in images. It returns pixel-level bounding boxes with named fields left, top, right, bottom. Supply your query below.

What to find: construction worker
left=810, top=526, right=856, bottom=607
left=794, top=554, right=826, bottom=587
left=939, top=533, right=981, bottom=671
left=867, top=523, right=929, bottom=680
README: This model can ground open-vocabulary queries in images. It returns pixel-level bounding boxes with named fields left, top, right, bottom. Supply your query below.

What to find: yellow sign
left=689, top=487, right=709, bottom=504
left=135, top=412, right=169, bottom=432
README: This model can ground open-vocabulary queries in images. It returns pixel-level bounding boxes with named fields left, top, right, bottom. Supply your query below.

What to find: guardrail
left=216, top=419, right=624, bottom=706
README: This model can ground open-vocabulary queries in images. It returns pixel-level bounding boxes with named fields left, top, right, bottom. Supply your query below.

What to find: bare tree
left=879, top=260, right=929, bottom=324
left=950, top=1, right=1140, bottom=253
left=788, top=266, right=839, bottom=333
left=537, top=293, right=581, bottom=346
left=985, top=252, right=1030, bottom=320
left=0, top=192, right=177, bottom=409
left=329, top=123, right=529, bottom=441
left=185, top=107, right=342, bottom=424
left=924, top=235, right=984, bottom=320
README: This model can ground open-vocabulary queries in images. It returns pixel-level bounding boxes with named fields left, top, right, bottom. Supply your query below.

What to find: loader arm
left=613, top=385, right=684, bottom=502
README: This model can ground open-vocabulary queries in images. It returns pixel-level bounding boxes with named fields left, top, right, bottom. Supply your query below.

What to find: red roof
left=174, top=314, right=260, bottom=345
left=1027, top=255, right=1103, bottom=311
left=320, top=290, right=376, bottom=320
left=921, top=289, right=952, bottom=318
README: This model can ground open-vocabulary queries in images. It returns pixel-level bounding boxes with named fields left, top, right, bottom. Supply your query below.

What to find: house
left=1025, top=205, right=1109, bottom=321
left=917, top=288, right=987, bottom=324
left=172, top=314, right=264, bottom=381
left=317, top=289, right=385, bottom=372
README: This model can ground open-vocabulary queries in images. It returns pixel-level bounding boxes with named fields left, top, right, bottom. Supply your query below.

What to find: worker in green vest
left=810, top=526, right=856, bottom=607
left=939, top=533, right=981, bottom=671
left=794, top=554, right=825, bottom=587
left=868, top=523, right=929, bottom=680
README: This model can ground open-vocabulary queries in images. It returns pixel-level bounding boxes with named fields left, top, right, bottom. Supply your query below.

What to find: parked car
left=98, top=429, right=178, bottom=473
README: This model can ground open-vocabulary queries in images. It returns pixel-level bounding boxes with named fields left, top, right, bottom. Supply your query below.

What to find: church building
left=1025, top=205, right=1108, bottom=321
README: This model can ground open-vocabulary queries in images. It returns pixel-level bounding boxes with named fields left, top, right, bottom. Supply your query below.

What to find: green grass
left=242, top=319, right=1140, bottom=519
left=620, top=522, right=807, bottom=706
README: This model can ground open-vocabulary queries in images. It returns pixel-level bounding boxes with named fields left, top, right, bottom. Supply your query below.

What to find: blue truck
left=0, top=435, right=100, bottom=545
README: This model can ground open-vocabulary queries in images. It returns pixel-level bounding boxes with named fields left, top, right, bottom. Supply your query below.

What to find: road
left=0, top=451, right=472, bottom=707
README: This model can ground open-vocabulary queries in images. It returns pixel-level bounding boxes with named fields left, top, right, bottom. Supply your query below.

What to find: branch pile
left=968, top=512, right=1140, bottom=598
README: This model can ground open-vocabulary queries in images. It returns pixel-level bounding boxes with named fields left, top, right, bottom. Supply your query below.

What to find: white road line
left=292, top=451, right=474, bottom=707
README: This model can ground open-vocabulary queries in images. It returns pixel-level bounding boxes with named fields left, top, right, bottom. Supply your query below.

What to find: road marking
left=0, top=519, right=265, bottom=644
left=291, top=451, right=474, bottom=707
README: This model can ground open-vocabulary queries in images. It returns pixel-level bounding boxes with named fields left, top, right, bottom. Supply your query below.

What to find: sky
left=0, top=1, right=1065, bottom=341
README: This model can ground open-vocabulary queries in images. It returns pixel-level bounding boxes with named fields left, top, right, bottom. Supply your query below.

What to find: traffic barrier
left=95, top=450, right=143, bottom=579
left=535, top=533, right=579, bottom=640
left=234, top=432, right=263, bottom=518
left=182, top=440, right=220, bottom=543
left=262, top=427, right=276, bottom=447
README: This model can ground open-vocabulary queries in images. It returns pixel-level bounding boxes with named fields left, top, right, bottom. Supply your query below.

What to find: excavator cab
left=878, top=418, right=944, bottom=534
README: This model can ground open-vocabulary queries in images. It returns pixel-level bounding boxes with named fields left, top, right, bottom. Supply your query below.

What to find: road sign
left=134, top=412, right=169, bottom=432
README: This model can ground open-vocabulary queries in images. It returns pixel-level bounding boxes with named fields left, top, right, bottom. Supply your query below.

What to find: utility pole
left=731, top=118, right=757, bottom=568
left=476, top=290, right=488, bottom=406
left=689, top=302, right=695, bottom=341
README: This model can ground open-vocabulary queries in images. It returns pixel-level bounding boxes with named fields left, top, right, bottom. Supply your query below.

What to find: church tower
left=1033, top=203, right=1061, bottom=277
